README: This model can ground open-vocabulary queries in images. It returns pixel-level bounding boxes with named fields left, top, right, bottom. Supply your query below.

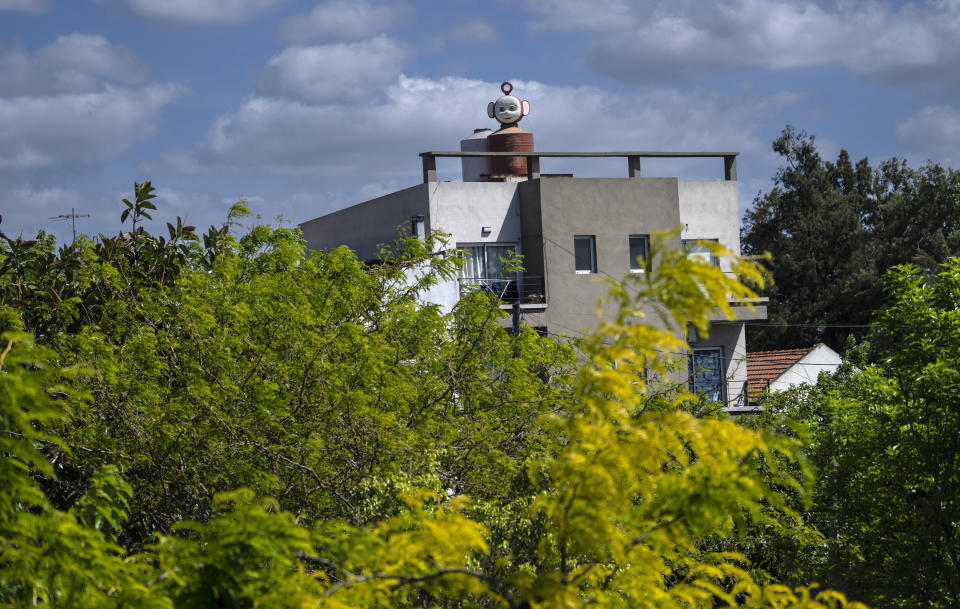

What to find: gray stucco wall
left=299, top=184, right=429, bottom=261
left=527, top=177, right=683, bottom=336
left=299, top=173, right=752, bottom=408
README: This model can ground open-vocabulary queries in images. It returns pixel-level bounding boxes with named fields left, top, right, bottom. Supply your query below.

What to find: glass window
left=411, top=215, right=426, bottom=240
left=629, top=234, right=649, bottom=272
left=682, top=239, right=719, bottom=267
left=690, top=347, right=725, bottom=403
left=458, top=243, right=517, bottom=296
left=574, top=235, right=596, bottom=274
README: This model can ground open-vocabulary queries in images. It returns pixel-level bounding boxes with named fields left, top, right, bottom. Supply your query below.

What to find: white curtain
left=460, top=245, right=485, bottom=285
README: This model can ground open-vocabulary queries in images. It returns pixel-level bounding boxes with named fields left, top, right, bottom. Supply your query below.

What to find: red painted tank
left=488, top=125, right=534, bottom=176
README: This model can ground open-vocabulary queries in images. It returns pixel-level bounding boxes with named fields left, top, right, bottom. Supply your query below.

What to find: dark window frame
left=629, top=234, right=649, bottom=272
left=574, top=235, right=597, bottom=274
left=689, top=346, right=726, bottom=404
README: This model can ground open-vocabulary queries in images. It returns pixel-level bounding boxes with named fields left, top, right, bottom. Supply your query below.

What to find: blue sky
left=2, top=0, right=959, bottom=243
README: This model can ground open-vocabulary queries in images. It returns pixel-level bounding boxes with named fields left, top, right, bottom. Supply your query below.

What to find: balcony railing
left=458, top=276, right=546, bottom=305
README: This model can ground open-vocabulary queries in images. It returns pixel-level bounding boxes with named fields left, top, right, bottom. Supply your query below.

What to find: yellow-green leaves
left=520, top=232, right=855, bottom=608
left=582, top=228, right=768, bottom=409
left=0, top=222, right=867, bottom=608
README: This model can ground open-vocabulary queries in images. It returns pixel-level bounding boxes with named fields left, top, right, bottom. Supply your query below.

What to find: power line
left=717, top=321, right=877, bottom=329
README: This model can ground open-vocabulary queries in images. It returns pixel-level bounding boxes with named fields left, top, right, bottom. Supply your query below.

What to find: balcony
left=458, top=275, right=547, bottom=309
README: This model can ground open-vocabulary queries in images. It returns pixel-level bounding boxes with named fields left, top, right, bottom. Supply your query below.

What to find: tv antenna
left=49, top=208, right=91, bottom=242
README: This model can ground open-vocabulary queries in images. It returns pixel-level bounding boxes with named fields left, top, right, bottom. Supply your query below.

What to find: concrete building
left=300, top=83, right=766, bottom=409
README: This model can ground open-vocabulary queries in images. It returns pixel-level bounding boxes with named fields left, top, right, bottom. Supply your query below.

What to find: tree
left=38, top=207, right=573, bottom=551
left=742, top=126, right=960, bottom=352
left=0, top=198, right=864, bottom=607
left=0, top=181, right=202, bottom=341
left=746, top=259, right=960, bottom=608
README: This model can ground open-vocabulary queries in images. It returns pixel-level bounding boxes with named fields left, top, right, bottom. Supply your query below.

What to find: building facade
left=300, top=85, right=766, bottom=409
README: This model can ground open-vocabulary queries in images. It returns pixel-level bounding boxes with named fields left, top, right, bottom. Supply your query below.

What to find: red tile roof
left=746, top=347, right=814, bottom=402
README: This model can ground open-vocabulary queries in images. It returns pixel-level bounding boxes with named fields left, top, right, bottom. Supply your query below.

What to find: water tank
left=488, top=125, right=534, bottom=177
left=460, top=128, right=491, bottom=182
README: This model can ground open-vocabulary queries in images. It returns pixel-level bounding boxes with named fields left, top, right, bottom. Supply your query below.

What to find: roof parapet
left=419, top=151, right=739, bottom=183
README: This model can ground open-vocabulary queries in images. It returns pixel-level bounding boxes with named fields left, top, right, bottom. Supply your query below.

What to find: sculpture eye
left=498, top=106, right=505, bottom=112
left=509, top=105, right=517, bottom=111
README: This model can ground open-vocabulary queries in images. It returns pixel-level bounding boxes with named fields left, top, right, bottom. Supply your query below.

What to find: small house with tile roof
left=745, top=343, right=842, bottom=406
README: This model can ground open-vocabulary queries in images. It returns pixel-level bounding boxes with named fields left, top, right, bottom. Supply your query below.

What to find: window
left=574, top=235, right=596, bottom=274
left=629, top=234, right=649, bottom=272
left=682, top=238, right=719, bottom=267
left=411, top=215, right=426, bottom=240
left=458, top=243, right=518, bottom=297
left=689, top=347, right=725, bottom=403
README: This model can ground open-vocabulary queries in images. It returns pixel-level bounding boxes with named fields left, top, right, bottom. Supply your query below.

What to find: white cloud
left=0, top=84, right=185, bottom=170
left=0, top=0, right=47, bottom=12
left=523, top=0, right=634, bottom=32
left=277, top=0, right=410, bottom=42
left=0, top=34, right=148, bottom=96
left=3, top=184, right=83, bottom=214
left=121, top=0, right=285, bottom=24
left=195, top=75, right=797, bottom=180
left=896, top=105, right=960, bottom=166
left=0, top=33, right=182, bottom=173
left=521, top=0, right=960, bottom=84
left=257, top=36, right=408, bottom=103
left=448, top=19, right=498, bottom=43
left=0, top=184, right=85, bottom=241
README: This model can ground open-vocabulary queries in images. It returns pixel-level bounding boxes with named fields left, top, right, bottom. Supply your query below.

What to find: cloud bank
left=196, top=75, right=797, bottom=180
left=521, top=0, right=960, bottom=84
left=258, top=36, right=408, bottom=103
left=0, top=0, right=47, bottom=12
left=0, top=34, right=182, bottom=170
left=277, top=0, right=410, bottom=42
left=120, top=0, right=285, bottom=24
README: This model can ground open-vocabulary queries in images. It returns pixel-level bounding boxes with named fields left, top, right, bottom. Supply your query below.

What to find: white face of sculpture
left=494, top=95, right=522, bottom=123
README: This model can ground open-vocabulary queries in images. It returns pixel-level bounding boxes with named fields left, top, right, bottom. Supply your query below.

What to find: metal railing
left=458, top=275, right=546, bottom=305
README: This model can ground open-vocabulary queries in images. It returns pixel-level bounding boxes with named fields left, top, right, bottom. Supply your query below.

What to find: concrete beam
left=422, top=154, right=437, bottom=183
left=724, top=155, right=737, bottom=181
left=527, top=156, right=540, bottom=180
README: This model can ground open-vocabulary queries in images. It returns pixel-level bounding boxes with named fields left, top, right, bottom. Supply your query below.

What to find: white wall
left=429, top=181, right=522, bottom=248
left=769, top=343, right=843, bottom=392
left=677, top=180, right=740, bottom=271
left=423, top=182, right=524, bottom=315
left=402, top=262, right=460, bottom=315
left=460, top=130, right=491, bottom=182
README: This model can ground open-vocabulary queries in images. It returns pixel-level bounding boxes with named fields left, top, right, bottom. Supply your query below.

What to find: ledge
left=420, top=150, right=739, bottom=182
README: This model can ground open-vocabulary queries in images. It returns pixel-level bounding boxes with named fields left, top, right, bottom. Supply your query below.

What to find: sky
left=1, top=0, right=959, bottom=243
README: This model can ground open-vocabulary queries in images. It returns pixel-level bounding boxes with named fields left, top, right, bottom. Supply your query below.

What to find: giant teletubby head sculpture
left=487, top=82, right=530, bottom=126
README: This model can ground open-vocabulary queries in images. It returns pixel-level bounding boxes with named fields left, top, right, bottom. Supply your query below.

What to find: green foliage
left=746, top=260, right=960, bottom=608
left=0, top=188, right=866, bottom=608
left=742, top=126, right=960, bottom=351
left=0, top=181, right=204, bottom=341
left=47, top=219, right=573, bottom=549
left=0, top=336, right=162, bottom=608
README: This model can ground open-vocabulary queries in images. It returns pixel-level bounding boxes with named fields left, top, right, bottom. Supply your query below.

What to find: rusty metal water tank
left=488, top=125, right=533, bottom=176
